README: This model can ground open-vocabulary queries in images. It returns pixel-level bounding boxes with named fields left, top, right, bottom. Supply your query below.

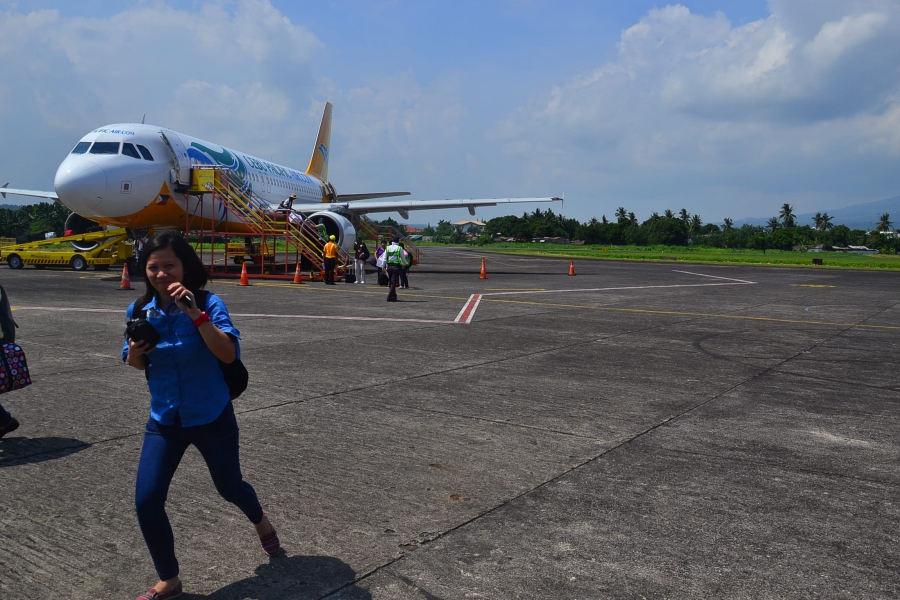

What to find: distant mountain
left=733, top=195, right=900, bottom=230
left=0, top=204, right=21, bottom=211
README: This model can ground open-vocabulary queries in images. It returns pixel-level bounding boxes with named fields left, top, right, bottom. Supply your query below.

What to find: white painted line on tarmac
left=15, top=306, right=456, bottom=325
left=672, top=270, right=757, bottom=284
left=232, top=313, right=456, bottom=324
left=455, top=294, right=482, bottom=324
left=481, top=282, right=752, bottom=296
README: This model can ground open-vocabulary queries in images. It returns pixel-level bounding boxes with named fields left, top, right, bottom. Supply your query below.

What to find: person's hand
left=167, top=283, right=201, bottom=319
left=128, top=338, right=153, bottom=357
left=127, top=338, right=154, bottom=369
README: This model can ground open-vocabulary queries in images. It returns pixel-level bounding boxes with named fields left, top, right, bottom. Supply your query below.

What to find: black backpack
left=0, top=284, right=17, bottom=343
left=134, top=290, right=248, bottom=400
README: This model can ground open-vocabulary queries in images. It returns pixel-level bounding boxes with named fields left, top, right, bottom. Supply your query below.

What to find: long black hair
left=135, top=231, right=209, bottom=308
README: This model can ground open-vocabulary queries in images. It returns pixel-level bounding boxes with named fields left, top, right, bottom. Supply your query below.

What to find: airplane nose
left=54, top=159, right=107, bottom=211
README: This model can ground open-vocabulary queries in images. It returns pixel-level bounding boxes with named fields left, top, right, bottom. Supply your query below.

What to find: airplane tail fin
left=306, top=102, right=332, bottom=184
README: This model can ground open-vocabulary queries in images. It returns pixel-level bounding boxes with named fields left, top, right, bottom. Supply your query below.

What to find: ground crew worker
left=323, top=235, right=339, bottom=285
left=385, top=235, right=408, bottom=302
left=316, top=218, right=328, bottom=242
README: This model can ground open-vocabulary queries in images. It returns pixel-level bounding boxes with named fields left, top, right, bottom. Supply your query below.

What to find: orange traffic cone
left=479, top=257, right=487, bottom=279
left=568, top=260, right=576, bottom=276
left=239, top=261, right=250, bottom=286
left=293, top=262, right=303, bottom=284
left=119, top=263, right=132, bottom=290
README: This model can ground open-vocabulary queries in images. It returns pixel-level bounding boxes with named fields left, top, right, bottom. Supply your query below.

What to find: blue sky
left=0, top=0, right=898, bottom=226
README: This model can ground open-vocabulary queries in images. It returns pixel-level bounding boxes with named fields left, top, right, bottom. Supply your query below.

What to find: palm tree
left=876, top=212, right=892, bottom=233
left=615, top=207, right=628, bottom=224
left=812, top=212, right=823, bottom=231
left=779, top=203, right=796, bottom=228
left=628, top=212, right=638, bottom=226
left=648, top=211, right=661, bottom=222
left=820, top=212, right=833, bottom=231
left=766, top=217, right=780, bottom=233
left=601, top=215, right=609, bottom=225
left=690, top=214, right=703, bottom=236
left=679, top=208, right=690, bottom=227
left=723, top=218, right=734, bottom=232
left=664, top=209, right=675, bottom=219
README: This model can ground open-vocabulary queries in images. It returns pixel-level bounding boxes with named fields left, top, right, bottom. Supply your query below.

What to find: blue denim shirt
left=122, top=292, right=241, bottom=427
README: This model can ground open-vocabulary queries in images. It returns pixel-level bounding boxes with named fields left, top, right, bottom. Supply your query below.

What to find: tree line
left=424, top=204, right=900, bottom=254
left=8, top=202, right=900, bottom=254
left=0, top=203, right=70, bottom=239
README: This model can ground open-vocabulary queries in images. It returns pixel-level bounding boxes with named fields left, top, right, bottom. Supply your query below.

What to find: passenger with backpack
left=123, top=231, right=279, bottom=600
left=0, top=284, right=19, bottom=440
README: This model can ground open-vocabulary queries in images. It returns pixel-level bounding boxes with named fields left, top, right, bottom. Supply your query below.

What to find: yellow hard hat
left=329, top=235, right=335, bottom=241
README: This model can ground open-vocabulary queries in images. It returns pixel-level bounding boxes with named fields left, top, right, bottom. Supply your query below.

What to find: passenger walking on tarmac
left=123, top=231, right=279, bottom=600
left=354, top=239, right=369, bottom=284
left=385, top=235, right=408, bottom=302
left=0, top=401, right=16, bottom=440
left=316, top=218, right=328, bottom=241
left=323, top=234, right=339, bottom=285
left=375, top=240, right=387, bottom=281
left=398, top=242, right=410, bottom=289
left=0, top=284, right=20, bottom=440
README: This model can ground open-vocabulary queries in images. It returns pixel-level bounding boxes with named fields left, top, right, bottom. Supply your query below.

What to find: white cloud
left=0, top=0, right=322, bottom=187
left=494, top=1, right=900, bottom=221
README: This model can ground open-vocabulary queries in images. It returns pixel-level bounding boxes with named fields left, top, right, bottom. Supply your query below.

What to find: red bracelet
left=193, top=311, right=211, bottom=327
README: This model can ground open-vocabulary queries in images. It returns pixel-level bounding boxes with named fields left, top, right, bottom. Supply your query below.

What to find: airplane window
left=136, top=144, right=154, bottom=161
left=71, top=142, right=91, bottom=154
left=89, top=142, right=120, bottom=155
left=122, top=143, right=141, bottom=159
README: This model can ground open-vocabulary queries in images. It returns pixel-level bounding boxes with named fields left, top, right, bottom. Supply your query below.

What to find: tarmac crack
left=654, top=446, right=899, bottom=488
left=323, top=309, right=878, bottom=597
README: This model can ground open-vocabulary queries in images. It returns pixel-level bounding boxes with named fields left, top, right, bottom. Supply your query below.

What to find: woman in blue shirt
left=123, top=231, right=279, bottom=600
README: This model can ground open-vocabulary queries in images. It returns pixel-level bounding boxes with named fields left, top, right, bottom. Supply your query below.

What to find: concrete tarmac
left=0, top=247, right=898, bottom=599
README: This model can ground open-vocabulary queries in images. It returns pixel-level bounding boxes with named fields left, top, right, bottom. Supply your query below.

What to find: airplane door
left=160, top=131, right=191, bottom=186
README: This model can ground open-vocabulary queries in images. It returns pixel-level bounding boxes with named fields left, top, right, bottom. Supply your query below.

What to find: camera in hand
left=125, top=317, right=161, bottom=347
left=183, top=295, right=193, bottom=309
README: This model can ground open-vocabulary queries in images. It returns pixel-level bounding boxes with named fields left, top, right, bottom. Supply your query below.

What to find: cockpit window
left=89, top=142, right=120, bottom=155
left=71, top=141, right=91, bottom=154
left=136, top=144, right=154, bottom=161
left=122, top=143, right=141, bottom=159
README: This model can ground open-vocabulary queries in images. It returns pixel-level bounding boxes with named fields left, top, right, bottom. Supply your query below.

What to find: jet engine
left=306, top=210, right=356, bottom=253
left=64, top=212, right=104, bottom=251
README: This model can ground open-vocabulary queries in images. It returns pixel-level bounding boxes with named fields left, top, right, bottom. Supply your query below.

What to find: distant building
left=530, top=237, right=571, bottom=245
left=453, top=220, right=485, bottom=234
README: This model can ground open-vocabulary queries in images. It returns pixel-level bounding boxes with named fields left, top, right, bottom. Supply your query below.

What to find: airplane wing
left=1, top=184, right=59, bottom=201
left=292, top=196, right=561, bottom=220
left=335, top=192, right=410, bottom=201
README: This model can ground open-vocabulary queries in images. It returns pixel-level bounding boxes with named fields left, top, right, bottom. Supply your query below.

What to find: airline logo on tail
left=317, top=143, right=328, bottom=167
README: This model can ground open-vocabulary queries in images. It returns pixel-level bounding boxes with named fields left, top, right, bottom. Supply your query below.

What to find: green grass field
left=473, top=244, right=900, bottom=270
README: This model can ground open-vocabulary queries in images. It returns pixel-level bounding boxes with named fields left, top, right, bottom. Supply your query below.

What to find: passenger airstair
left=188, top=166, right=351, bottom=277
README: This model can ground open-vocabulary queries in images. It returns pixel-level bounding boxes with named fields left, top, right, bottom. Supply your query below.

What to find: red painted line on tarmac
left=455, top=294, right=482, bottom=324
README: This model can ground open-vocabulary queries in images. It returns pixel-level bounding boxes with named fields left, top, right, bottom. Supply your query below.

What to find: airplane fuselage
left=54, top=123, right=331, bottom=231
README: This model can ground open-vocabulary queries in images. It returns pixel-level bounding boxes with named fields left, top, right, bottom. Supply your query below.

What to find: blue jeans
left=135, top=402, right=263, bottom=580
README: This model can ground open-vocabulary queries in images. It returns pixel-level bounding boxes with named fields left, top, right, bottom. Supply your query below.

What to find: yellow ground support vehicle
left=226, top=238, right=274, bottom=264
left=0, top=228, right=133, bottom=271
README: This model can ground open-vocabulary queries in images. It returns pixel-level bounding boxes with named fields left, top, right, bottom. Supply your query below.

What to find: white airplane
left=2, top=102, right=560, bottom=253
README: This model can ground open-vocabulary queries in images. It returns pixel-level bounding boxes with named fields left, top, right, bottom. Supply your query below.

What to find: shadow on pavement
left=192, top=553, right=372, bottom=600
left=0, top=436, right=88, bottom=467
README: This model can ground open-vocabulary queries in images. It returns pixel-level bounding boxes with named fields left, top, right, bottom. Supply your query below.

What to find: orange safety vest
left=323, top=241, right=338, bottom=259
